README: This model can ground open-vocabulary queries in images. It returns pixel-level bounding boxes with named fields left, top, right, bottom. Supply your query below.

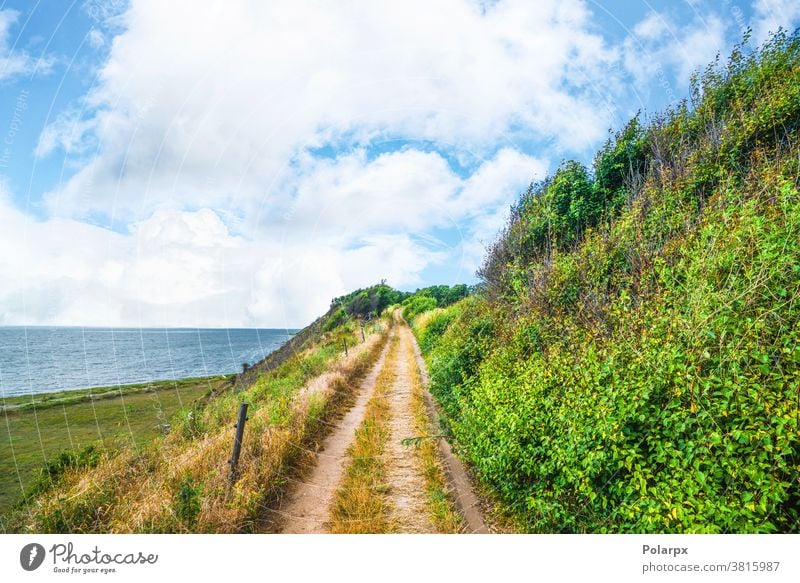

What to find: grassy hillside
left=5, top=293, right=388, bottom=533
left=6, top=283, right=468, bottom=533
left=412, top=31, right=800, bottom=533
left=0, top=377, right=226, bottom=520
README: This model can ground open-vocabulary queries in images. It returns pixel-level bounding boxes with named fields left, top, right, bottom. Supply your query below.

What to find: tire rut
left=383, top=323, right=437, bottom=532
left=406, top=319, right=490, bottom=534
left=277, top=331, right=394, bottom=533
left=277, top=315, right=488, bottom=534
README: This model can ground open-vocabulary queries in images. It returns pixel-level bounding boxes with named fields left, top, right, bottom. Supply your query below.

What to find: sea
left=0, top=327, right=297, bottom=397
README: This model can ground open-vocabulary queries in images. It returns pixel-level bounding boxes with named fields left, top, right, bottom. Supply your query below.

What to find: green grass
left=0, top=376, right=226, bottom=519
left=406, top=340, right=464, bottom=533
left=0, top=376, right=227, bottom=411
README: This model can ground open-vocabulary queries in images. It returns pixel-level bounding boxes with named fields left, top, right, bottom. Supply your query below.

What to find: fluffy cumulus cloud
left=40, top=0, right=616, bottom=220
left=1, top=146, right=544, bottom=326
left=8, top=0, right=799, bottom=327
left=0, top=193, right=303, bottom=326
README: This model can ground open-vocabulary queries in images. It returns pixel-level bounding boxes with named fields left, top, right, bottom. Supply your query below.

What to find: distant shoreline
left=0, top=327, right=300, bottom=402
left=0, top=375, right=235, bottom=413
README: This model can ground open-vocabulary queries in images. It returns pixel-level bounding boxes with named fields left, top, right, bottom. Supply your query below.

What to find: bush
left=174, top=477, right=201, bottom=528
left=417, top=307, right=458, bottom=354
left=402, top=295, right=438, bottom=320
left=594, top=115, right=649, bottom=211
left=322, top=307, right=348, bottom=332
left=426, top=30, right=800, bottom=532
left=330, top=283, right=410, bottom=319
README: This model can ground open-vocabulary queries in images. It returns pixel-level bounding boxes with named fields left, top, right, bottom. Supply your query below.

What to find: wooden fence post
left=228, top=403, right=249, bottom=484
left=342, top=338, right=348, bottom=356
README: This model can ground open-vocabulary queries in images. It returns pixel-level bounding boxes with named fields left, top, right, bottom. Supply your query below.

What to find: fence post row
left=228, top=402, right=249, bottom=484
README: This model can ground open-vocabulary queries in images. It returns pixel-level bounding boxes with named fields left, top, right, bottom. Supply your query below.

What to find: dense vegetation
left=413, top=31, right=800, bottom=533
left=327, top=282, right=469, bottom=328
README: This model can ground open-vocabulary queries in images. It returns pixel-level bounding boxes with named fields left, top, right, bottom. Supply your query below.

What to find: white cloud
left=0, top=194, right=422, bottom=327
left=39, top=0, right=617, bottom=221
left=457, top=147, right=543, bottom=216
left=82, top=0, right=129, bottom=27
left=624, top=10, right=729, bottom=88
left=633, top=12, right=671, bottom=41
left=277, top=146, right=546, bottom=257
left=285, top=149, right=461, bottom=240
left=2, top=142, right=545, bottom=326
left=35, top=109, right=98, bottom=158
left=752, top=0, right=800, bottom=44
left=87, top=28, right=106, bottom=49
left=0, top=10, right=52, bottom=81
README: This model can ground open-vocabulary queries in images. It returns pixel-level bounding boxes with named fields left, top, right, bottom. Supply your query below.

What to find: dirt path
left=278, top=331, right=394, bottom=533
left=277, top=314, right=487, bottom=533
left=406, top=319, right=490, bottom=534
left=383, top=323, right=437, bottom=532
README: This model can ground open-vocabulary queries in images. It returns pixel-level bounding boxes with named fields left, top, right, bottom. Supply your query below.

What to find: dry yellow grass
left=14, top=323, right=390, bottom=533
left=411, top=308, right=443, bottom=334
left=329, top=333, right=399, bottom=533
left=405, top=343, right=464, bottom=533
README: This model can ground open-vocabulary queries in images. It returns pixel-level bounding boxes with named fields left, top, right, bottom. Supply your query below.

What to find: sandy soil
left=406, top=320, right=490, bottom=534
left=276, top=315, right=488, bottom=533
left=278, top=332, right=393, bottom=533
left=383, top=324, right=437, bottom=532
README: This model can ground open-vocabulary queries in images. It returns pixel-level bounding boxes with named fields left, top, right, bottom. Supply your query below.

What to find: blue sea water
left=0, top=327, right=297, bottom=397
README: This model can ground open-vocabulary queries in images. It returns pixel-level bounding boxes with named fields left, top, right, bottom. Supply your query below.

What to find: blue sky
left=0, top=0, right=798, bottom=327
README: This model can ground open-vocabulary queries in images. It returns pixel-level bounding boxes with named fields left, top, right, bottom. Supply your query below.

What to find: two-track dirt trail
left=276, top=335, right=393, bottom=533
left=276, top=313, right=487, bottom=533
left=382, top=320, right=436, bottom=533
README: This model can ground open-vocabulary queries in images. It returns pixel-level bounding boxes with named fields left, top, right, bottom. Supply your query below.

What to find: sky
left=0, top=0, right=798, bottom=328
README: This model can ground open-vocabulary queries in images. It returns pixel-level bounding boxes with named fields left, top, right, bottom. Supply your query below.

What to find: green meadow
left=0, top=376, right=228, bottom=521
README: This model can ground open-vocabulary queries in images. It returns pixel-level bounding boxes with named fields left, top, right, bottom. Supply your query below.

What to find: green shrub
left=175, top=477, right=201, bottom=528
left=402, top=295, right=438, bottom=320
left=330, top=283, right=410, bottom=319
left=322, top=307, right=348, bottom=332
left=425, top=30, right=800, bottom=533
left=594, top=115, right=649, bottom=211
left=418, top=307, right=459, bottom=353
